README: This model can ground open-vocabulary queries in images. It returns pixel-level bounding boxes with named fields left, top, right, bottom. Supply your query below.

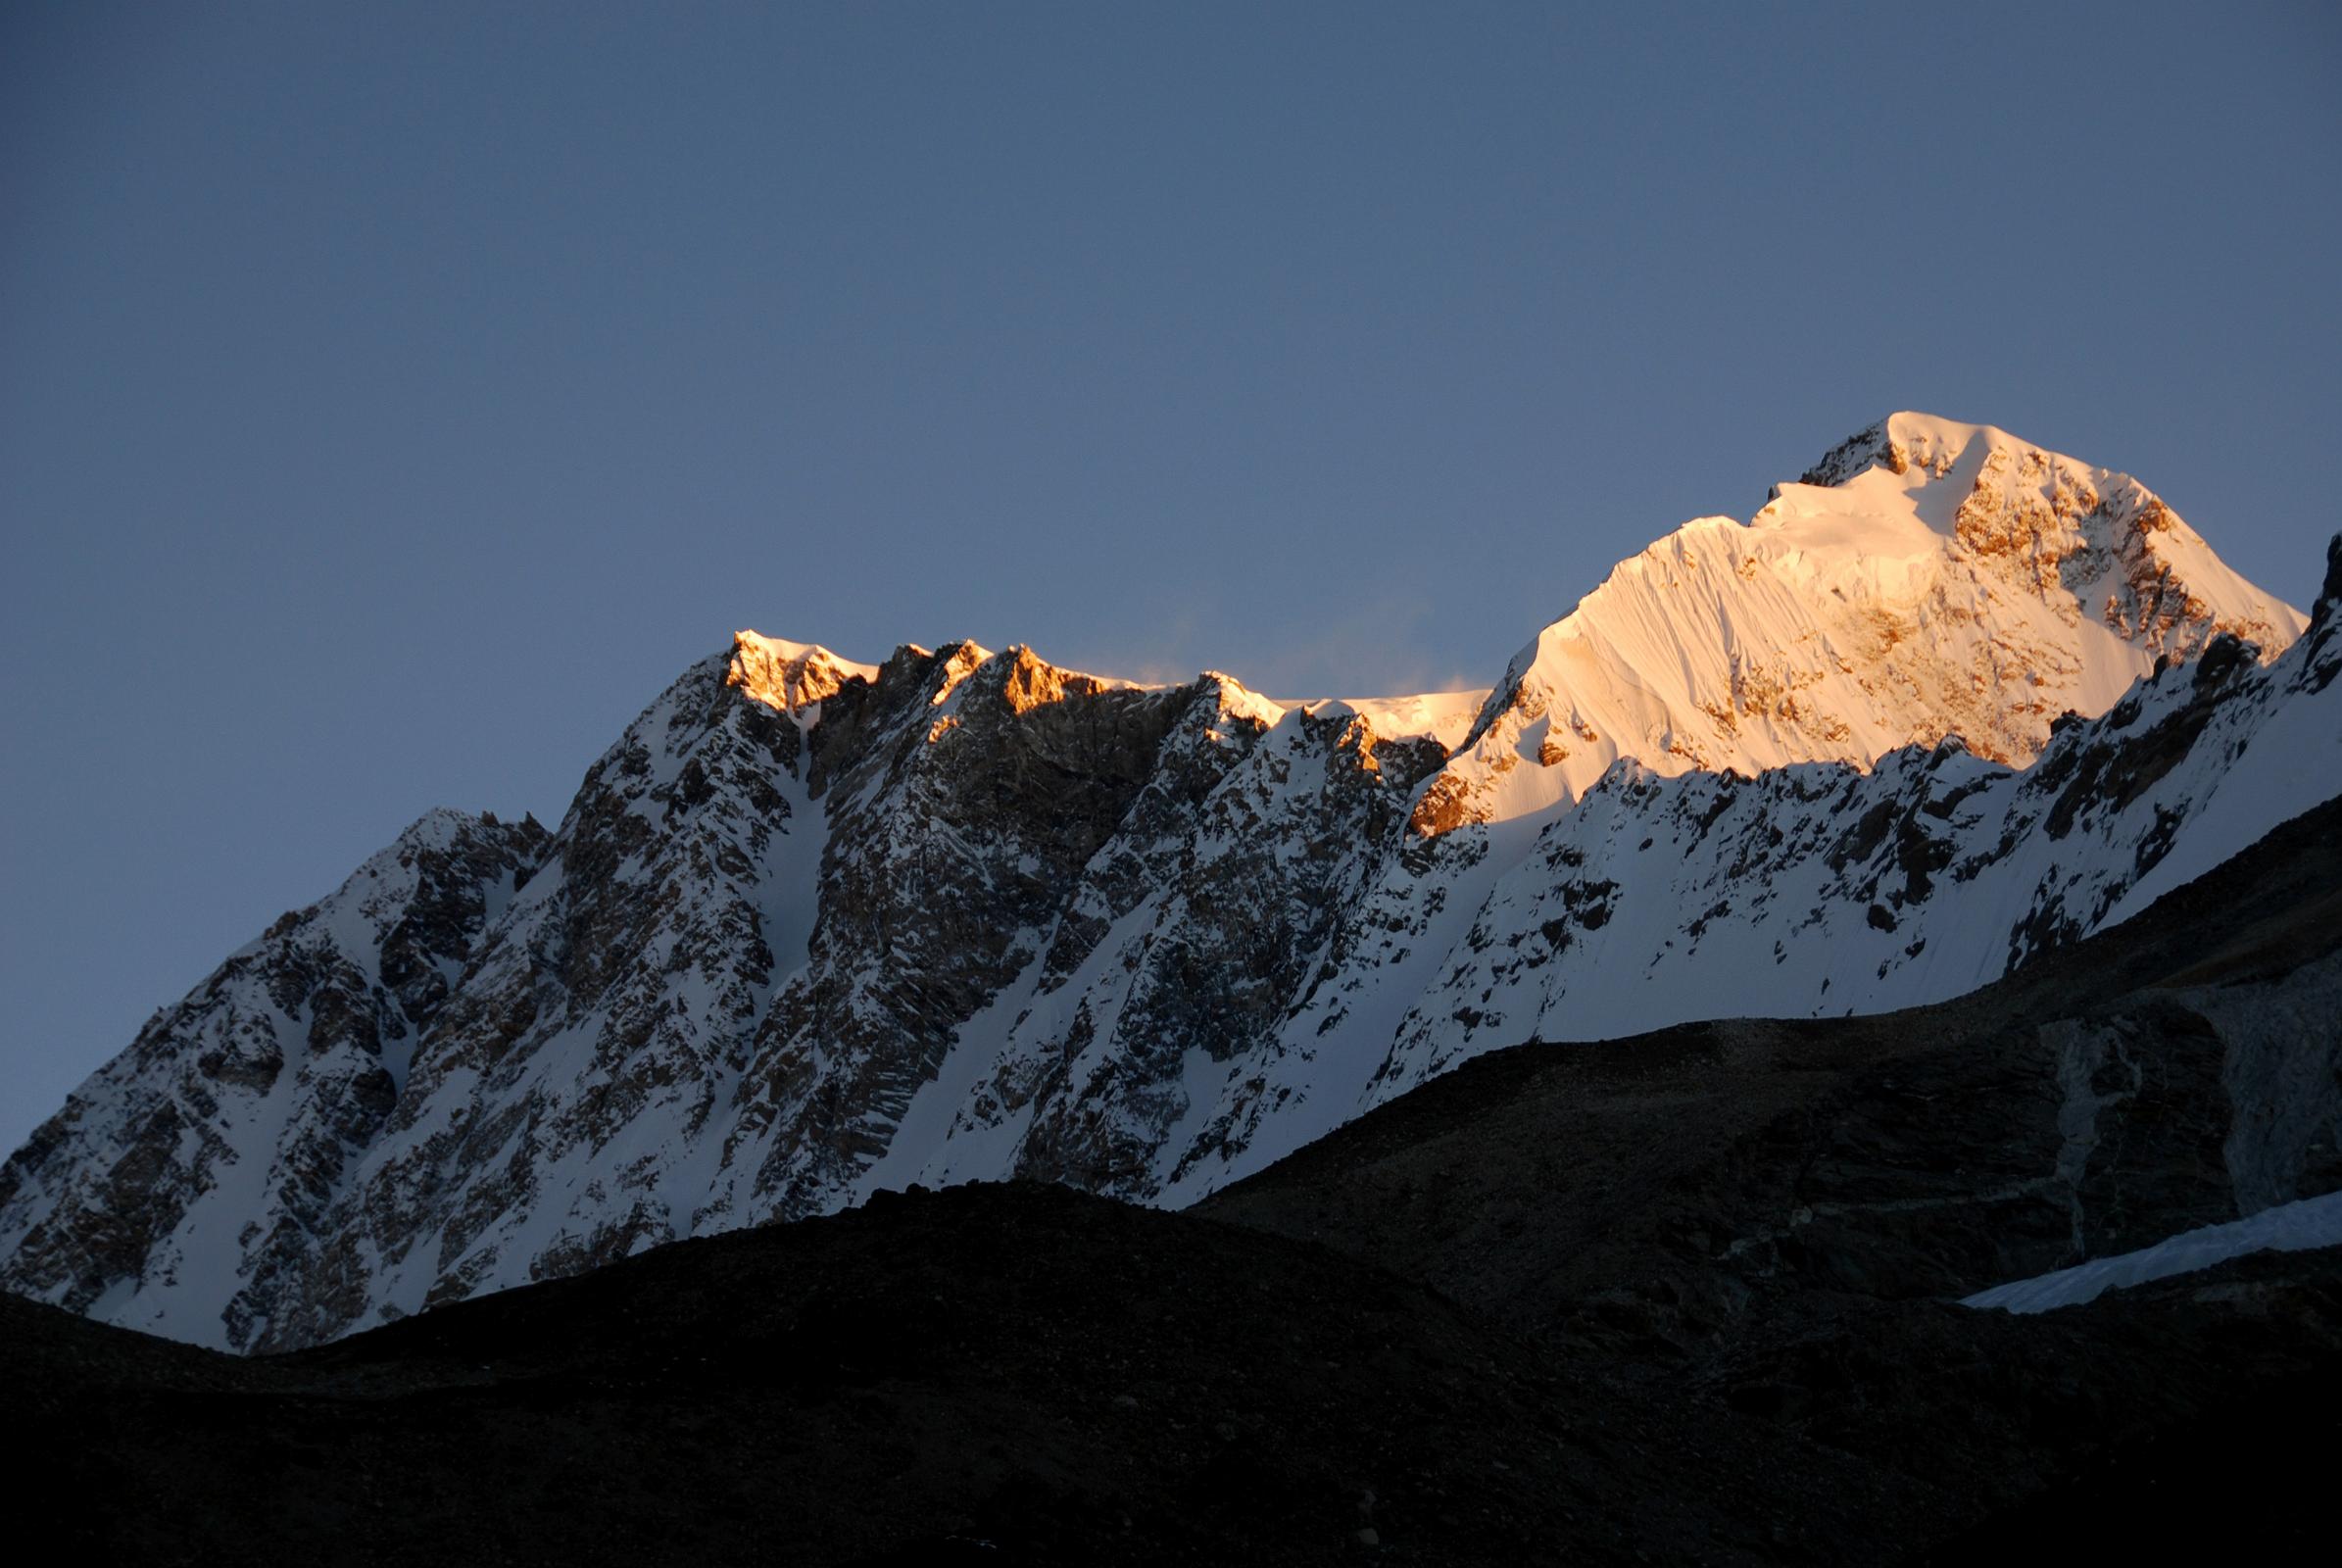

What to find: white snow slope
left=1424, top=412, right=2301, bottom=831
left=1963, top=1189, right=2342, bottom=1314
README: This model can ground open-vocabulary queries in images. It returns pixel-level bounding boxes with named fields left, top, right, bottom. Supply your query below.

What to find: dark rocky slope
left=12, top=1185, right=2338, bottom=1567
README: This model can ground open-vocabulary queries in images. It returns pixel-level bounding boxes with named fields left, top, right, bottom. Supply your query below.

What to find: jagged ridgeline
left=4, top=413, right=2335, bottom=1351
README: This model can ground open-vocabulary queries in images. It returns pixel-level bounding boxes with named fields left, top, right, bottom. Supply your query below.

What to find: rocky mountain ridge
left=1, top=414, right=2330, bottom=1350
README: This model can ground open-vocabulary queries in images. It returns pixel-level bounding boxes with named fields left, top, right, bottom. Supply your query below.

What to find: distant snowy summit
left=2, top=414, right=2332, bottom=1353
left=1415, top=412, right=2303, bottom=834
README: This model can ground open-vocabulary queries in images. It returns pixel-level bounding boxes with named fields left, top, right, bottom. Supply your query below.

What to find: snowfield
left=1964, top=1189, right=2342, bottom=1313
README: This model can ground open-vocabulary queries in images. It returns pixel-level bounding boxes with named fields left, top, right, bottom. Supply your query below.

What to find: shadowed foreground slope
left=4, top=1179, right=1952, bottom=1566
left=13, top=1185, right=2339, bottom=1567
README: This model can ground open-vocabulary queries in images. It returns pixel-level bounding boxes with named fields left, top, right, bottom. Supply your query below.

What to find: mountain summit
left=2, top=416, right=2329, bottom=1352
left=1415, top=412, right=2302, bottom=835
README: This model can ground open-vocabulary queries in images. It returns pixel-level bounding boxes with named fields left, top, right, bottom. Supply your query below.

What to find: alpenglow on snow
left=1, top=413, right=2331, bottom=1352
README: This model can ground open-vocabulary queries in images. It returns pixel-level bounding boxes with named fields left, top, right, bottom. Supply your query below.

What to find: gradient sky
left=4, top=0, right=2338, bottom=1152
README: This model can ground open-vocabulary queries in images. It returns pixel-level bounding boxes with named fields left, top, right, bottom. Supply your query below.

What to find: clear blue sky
left=4, top=1, right=2337, bottom=1152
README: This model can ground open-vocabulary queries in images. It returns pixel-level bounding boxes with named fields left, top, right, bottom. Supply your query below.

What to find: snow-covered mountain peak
left=384, top=804, right=505, bottom=856
left=1415, top=416, right=2306, bottom=836
left=1793, top=410, right=2008, bottom=491
left=1193, top=670, right=1292, bottom=734
left=320, top=808, right=535, bottom=936
left=981, top=643, right=1164, bottom=711
left=8, top=421, right=2330, bottom=1357
left=1781, top=414, right=2292, bottom=625
left=726, top=633, right=879, bottom=717
left=1769, top=413, right=2301, bottom=647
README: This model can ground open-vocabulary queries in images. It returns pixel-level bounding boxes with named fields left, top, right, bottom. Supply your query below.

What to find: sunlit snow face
left=1408, top=413, right=2307, bottom=836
